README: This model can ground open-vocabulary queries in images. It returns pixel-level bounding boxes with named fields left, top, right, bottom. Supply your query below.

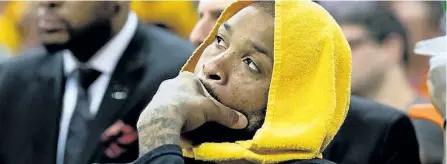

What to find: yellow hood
left=181, top=1, right=351, bottom=163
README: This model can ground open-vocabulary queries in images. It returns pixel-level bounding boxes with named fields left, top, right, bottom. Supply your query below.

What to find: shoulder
left=141, top=24, right=194, bottom=57
left=0, top=53, right=48, bottom=77
left=138, top=24, right=194, bottom=67
left=348, top=96, right=411, bottom=127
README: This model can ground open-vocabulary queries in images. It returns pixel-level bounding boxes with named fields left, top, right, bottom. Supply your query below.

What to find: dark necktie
left=64, top=68, right=101, bottom=164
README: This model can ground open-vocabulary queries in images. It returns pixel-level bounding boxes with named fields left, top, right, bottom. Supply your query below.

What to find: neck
left=366, top=66, right=416, bottom=110
left=68, top=10, right=129, bottom=63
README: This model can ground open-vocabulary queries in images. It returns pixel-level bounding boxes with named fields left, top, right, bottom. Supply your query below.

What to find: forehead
left=224, top=6, right=274, bottom=54
left=226, top=6, right=273, bottom=32
left=198, top=0, right=232, bottom=12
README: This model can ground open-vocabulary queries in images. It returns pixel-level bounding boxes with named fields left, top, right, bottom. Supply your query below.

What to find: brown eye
left=243, top=58, right=260, bottom=72
left=215, top=35, right=226, bottom=48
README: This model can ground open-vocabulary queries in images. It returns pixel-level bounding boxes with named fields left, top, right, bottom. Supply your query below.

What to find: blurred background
left=0, top=1, right=445, bottom=164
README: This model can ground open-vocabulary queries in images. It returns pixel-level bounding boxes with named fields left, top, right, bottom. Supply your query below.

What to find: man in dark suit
left=189, top=1, right=421, bottom=164
left=324, top=96, right=421, bottom=164
left=0, top=1, right=193, bottom=164
left=319, top=1, right=442, bottom=163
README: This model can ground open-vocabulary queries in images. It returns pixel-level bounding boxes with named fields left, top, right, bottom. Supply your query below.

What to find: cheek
left=62, top=5, right=100, bottom=29
left=223, top=76, right=270, bottom=111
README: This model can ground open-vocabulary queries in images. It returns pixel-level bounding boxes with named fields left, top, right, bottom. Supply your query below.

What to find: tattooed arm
left=137, top=103, right=185, bottom=155
left=135, top=72, right=248, bottom=163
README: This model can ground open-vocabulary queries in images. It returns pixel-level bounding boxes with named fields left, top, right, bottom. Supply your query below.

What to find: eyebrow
left=223, top=22, right=232, bottom=33
left=250, top=41, right=271, bottom=57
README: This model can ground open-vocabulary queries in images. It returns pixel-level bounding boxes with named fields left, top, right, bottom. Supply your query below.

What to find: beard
left=43, top=19, right=112, bottom=62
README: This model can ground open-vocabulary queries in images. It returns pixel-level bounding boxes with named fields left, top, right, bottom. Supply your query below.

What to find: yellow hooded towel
left=181, top=1, right=351, bottom=163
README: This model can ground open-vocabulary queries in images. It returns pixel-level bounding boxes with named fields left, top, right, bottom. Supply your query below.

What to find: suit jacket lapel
left=32, top=53, right=65, bottom=163
left=81, top=23, right=149, bottom=163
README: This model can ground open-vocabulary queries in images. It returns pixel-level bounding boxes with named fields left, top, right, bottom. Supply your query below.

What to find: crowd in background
left=0, top=1, right=445, bottom=164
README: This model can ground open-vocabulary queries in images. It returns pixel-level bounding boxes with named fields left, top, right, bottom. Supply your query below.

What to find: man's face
left=194, top=6, right=274, bottom=131
left=341, top=24, right=388, bottom=96
left=35, top=1, right=115, bottom=49
left=189, top=0, right=232, bottom=47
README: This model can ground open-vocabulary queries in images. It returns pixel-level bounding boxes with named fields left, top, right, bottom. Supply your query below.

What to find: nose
left=202, top=57, right=228, bottom=85
left=190, top=19, right=212, bottom=47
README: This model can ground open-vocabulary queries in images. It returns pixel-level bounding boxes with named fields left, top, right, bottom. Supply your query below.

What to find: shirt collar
left=63, top=12, right=138, bottom=76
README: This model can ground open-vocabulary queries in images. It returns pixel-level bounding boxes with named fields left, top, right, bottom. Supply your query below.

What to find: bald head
left=189, top=0, right=233, bottom=47
left=251, top=1, right=275, bottom=17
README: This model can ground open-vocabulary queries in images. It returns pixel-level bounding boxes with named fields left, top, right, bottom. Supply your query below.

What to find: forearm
left=137, top=104, right=185, bottom=156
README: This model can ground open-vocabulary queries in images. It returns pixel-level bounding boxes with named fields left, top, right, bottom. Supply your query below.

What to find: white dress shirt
left=56, top=12, right=138, bottom=164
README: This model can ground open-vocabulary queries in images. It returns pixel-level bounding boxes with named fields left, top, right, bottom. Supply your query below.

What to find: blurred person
left=389, top=1, right=444, bottom=98
left=189, top=0, right=232, bottom=47
left=410, top=36, right=446, bottom=163
left=135, top=1, right=352, bottom=164
left=0, top=1, right=193, bottom=164
left=131, top=1, right=198, bottom=39
left=410, top=36, right=446, bottom=129
left=191, top=0, right=421, bottom=163
left=321, top=1, right=443, bottom=163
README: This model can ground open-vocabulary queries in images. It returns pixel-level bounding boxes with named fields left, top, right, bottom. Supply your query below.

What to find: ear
left=102, top=1, right=128, bottom=16
left=114, top=1, right=130, bottom=14
left=381, top=34, right=404, bottom=66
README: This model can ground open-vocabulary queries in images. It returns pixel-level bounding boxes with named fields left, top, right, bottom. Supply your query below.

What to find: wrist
left=137, top=103, right=185, bottom=155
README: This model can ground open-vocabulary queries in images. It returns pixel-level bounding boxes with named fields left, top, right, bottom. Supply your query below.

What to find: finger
left=178, top=71, right=196, bottom=79
left=121, top=125, right=134, bottom=134
left=217, top=109, right=248, bottom=129
left=108, top=143, right=125, bottom=158
left=101, top=121, right=124, bottom=141
left=180, top=73, right=204, bottom=91
left=203, top=100, right=248, bottom=129
left=105, top=147, right=114, bottom=158
left=118, top=132, right=138, bottom=145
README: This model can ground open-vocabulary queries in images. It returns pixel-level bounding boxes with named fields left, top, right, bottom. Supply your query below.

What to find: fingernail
left=235, top=111, right=248, bottom=129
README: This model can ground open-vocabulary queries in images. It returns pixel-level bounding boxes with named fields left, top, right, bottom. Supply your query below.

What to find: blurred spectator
left=190, top=0, right=420, bottom=164
left=389, top=1, right=444, bottom=98
left=322, top=1, right=416, bottom=110
left=189, top=0, right=232, bottom=47
left=0, top=1, right=193, bottom=164
left=321, top=1, right=443, bottom=163
left=410, top=36, right=446, bottom=127
left=131, top=1, right=198, bottom=38
left=411, top=35, right=446, bottom=163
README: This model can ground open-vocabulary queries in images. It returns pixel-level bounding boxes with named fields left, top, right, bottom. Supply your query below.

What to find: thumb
left=207, top=105, right=249, bottom=129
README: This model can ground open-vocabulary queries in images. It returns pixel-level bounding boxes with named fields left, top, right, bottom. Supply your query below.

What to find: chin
left=40, top=32, right=69, bottom=46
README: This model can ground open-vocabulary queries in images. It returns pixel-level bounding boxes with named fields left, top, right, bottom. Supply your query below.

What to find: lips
left=37, top=17, right=66, bottom=32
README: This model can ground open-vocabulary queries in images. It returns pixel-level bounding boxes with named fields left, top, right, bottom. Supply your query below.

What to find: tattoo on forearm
left=137, top=104, right=184, bottom=155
